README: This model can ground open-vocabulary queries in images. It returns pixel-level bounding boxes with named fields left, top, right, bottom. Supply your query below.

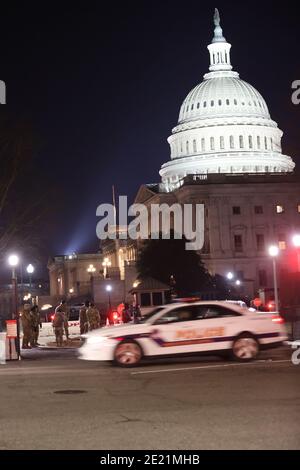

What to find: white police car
left=79, top=301, right=287, bottom=367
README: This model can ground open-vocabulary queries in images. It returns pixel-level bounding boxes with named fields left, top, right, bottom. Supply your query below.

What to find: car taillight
left=113, top=312, right=118, bottom=320
left=272, top=315, right=284, bottom=324
left=51, top=314, right=55, bottom=321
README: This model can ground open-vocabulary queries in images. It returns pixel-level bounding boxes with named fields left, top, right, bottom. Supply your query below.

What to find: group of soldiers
left=21, top=303, right=42, bottom=349
left=79, top=301, right=101, bottom=335
left=21, top=299, right=141, bottom=348
left=52, top=300, right=101, bottom=346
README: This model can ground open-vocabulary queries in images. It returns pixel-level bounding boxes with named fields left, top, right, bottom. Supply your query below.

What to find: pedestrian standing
left=56, top=300, right=69, bottom=340
left=86, top=302, right=101, bottom=331
left=79, top=300, right=89, bottom=335
left=132, top=304, right=142, bottom=324
left=52, top=308, right=64, bottom=347
left=122, top=303, right=131, bottom=324
left=31, top=305, right=42, bottom=347
left=21, top=303, right=33, bottom=349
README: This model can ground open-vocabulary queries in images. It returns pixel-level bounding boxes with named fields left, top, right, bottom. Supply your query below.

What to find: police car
left=79, top=301, right=287, bottom=367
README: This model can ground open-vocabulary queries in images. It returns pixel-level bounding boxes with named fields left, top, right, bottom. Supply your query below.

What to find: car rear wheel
left=232, top=335, right=259, bottom=362
left=114, top=341, right=142, bottom=367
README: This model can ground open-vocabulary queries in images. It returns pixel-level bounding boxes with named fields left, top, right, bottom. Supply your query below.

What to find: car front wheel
left=114, top=341, right=142, bottom=367
left=232, top=335, right=259, bottom=362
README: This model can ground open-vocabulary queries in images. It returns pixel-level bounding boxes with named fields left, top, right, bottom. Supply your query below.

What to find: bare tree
left=0, top=110, right=45, bottom=260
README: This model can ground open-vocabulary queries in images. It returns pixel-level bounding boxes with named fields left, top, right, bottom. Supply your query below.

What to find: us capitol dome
left=160, top=9, right=295, bottom=191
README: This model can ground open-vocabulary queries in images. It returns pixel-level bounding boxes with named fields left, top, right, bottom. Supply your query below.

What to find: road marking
left=130, top=359, right=291, bottom=375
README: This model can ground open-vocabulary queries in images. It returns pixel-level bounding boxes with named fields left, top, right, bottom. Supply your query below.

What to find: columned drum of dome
left=160, top=10, right=295, bottom=191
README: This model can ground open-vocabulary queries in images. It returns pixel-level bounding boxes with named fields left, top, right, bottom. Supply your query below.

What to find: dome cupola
left=160, top=9, right=295, bottom=191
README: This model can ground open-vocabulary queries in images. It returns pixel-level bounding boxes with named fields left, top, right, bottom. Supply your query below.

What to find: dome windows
left=264, top=136, right=268, bottom=150
left=226, top=99, right=230, bottom=105
left=220, top=136, right=225, bottom=149
left=257, top=136, right=261, bottom=149
left=201, top=138, right=205, bottom=152
left=234, top=99, right=237, bottom=105
left=186, top=141, right=190, bottom=154
left=239, top=136, right=244, bottom=149
left=203, top=101, right=207, bottom=108
left=210, top=137, right=215, bottom=151
left=249, top=136, right=253, bottom=149
left=211, top=100, right=214, bottom=107
left=218, top=99, right=222, bottom=106
left=193, top=139, right=197, bottom=153
left=230, top=136, right=234, bottom=149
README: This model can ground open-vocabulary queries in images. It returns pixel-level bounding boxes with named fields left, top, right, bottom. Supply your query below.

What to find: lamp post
left=26, top=264, right=34, bottom=290
left=106, top=285, right=112, bottom=310
left=268, top=245, right=279, bottom=313
left=8, top=254, right=21, bottom=359
left=292, top=234, right=300, bottom=271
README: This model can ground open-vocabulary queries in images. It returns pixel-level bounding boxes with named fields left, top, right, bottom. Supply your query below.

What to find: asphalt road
left=0, top=347, right=299, bottom=450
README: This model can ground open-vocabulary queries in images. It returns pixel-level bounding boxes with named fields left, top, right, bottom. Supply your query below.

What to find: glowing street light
left=226, top=272, right=234, bottom=280
left=87, top=264, right=96, bottom=274
left=26, top=264, right=34, bottom=289
left=27, top=264, right=34, bottom=274
left=235, top=280, right=241, bottom=286
left=8, top=254, right=19, bottom=271
left=268, top=245, right=279, bottom=312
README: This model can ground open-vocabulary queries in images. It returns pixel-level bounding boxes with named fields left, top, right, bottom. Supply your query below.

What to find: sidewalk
left=38, top=337, right=82, bottom=350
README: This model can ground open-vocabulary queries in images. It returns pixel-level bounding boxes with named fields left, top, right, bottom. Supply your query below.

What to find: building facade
left=113, top=11, right=299, bottom=300
left=48, top=253, right=102, bottom=301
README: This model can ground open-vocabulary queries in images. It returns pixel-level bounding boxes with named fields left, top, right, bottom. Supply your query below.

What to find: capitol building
left=160, top=10, right=294, bottom=190
left=102, top=10, right=300, bottom=301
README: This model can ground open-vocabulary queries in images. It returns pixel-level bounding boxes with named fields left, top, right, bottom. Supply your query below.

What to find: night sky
left=2, top=1, right=300, bottom=269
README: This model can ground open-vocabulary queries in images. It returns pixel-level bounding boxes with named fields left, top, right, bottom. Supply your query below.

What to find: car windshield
left=139, top=307, right=165, bottom=323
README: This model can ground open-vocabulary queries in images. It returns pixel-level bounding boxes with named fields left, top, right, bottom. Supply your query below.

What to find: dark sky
left=2, top=0, right=300, bottom=263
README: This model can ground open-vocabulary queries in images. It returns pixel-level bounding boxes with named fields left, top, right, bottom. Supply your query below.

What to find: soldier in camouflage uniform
left=52, top=308, right=64, bottom=347
left=86, top=302, right=101, bottom=331
left=31, top=305, right=41, bottom=347
left=21, top=303, right=33, bottom=349
left=56, top=300, right=69, bottom=340
left=80, top=300, right=90, bottom=335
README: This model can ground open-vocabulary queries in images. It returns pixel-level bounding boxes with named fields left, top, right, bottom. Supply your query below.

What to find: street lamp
left=235, top=280, right=241, bottom=286
left=87, top=264, right=96, bottom=275
left=8, top=254, right=21, bottom=358
left=106, top=285, right=112, bottom=309
left=26, top=264, right=34, bottom=289
left=268, top=245, right=279, bottom=313
left=226, top=272, right=234, bottom=280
